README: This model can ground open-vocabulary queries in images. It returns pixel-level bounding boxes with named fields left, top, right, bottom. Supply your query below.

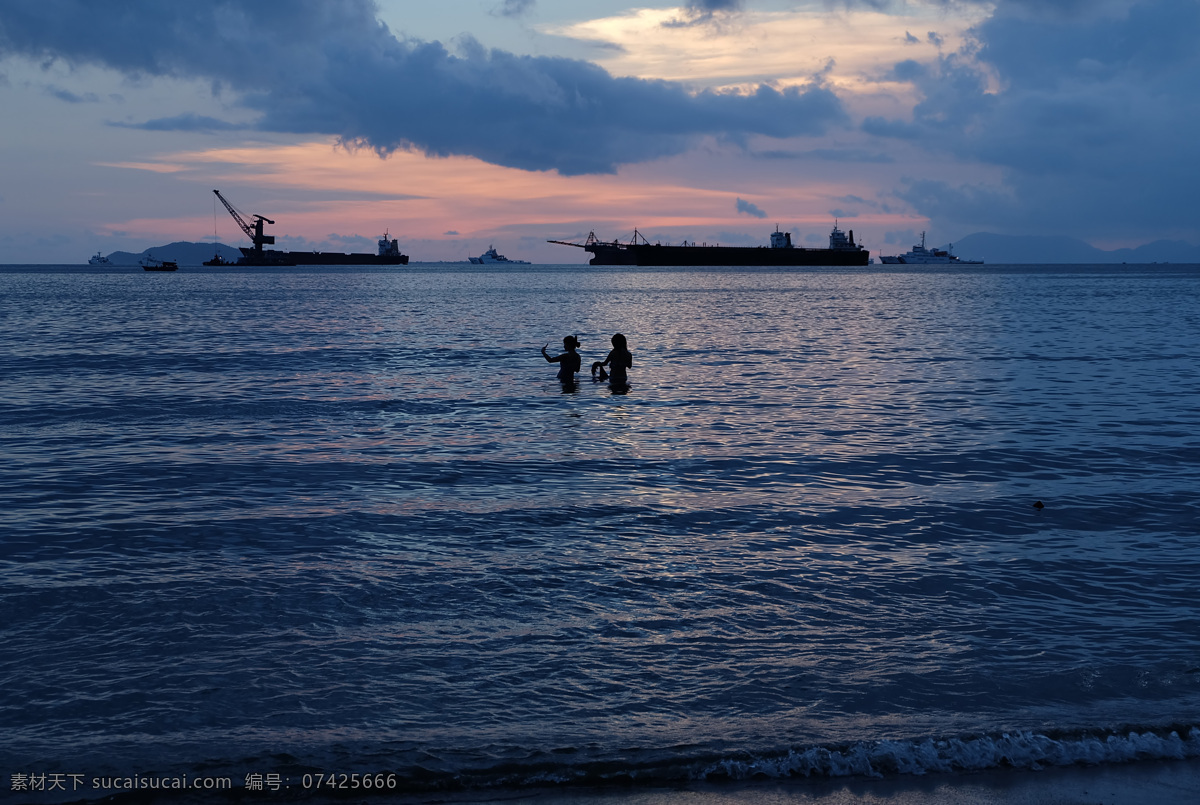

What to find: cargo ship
left=214, top=190, right=408, bottom=266
left=235, top=230, right=408, bottom=266
left=549, top=223, right=869, bottom=266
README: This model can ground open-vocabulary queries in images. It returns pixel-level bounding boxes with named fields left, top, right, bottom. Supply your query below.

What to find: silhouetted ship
left=140, top=254, right=178, bottom=271
left=213, top=190, right=408, bottom=266
left=879, top=232, right=982, bottom=265
left=549, top=223, right=869, bottom=266
left=235, top=231, right=408, bottom=266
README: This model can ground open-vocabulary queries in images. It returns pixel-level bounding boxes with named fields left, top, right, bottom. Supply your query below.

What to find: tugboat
left=879, top=232, right=982, bottom=265
left=140, top=254, right=179, bottom=271
left=549, top=221, right=869, bottom=266
left=469, top=245, right=530, bottom=265
left=88, top=252, right=112, bottom=266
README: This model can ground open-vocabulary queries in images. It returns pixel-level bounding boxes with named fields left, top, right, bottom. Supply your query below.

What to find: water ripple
left=2, top=265, right=1199, bottom=786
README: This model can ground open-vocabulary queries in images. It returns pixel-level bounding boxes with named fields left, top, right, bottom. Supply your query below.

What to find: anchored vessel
left=140, top=254, right=178, bottom=272
left=469, top=246, right=530, bottom=265
left=88, top=252, right=113, bottom=266
left=879, top=232, right=982, bottom=265
left=549, top=223, right=869, bottom=266
left=213, top=190, right=409, bottom=266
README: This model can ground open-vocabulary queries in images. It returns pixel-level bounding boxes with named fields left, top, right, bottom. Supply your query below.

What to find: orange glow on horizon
left=96, top=138, right=934, bottom=258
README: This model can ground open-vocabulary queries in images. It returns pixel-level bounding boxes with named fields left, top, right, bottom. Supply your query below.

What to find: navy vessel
left=549, top=223, right=869, bottom=266
left=213, top=190, right=409, bottom=266
left=469, top=245, right=530, bottom=265
left=879, top=232, right=982, bottom=265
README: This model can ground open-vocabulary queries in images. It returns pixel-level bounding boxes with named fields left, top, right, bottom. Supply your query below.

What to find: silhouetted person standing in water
left=542, top=335, right=581, bottom=383
left=591, top=333, right=632, bottom=387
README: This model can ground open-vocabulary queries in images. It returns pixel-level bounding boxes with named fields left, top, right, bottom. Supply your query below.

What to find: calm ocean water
left=2, top=263, right=1199, bottom=800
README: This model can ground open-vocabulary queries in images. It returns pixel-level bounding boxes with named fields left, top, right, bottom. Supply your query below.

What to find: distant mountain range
left=932, top=233, right=1200, bottom=264
left=100, top=241, right=242, bottom=265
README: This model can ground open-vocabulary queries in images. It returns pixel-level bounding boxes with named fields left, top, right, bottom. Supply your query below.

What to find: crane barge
left=213, top=190, right=408, bottom=266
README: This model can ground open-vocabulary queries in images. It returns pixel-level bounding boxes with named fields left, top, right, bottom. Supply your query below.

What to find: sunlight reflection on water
left=2, top=264, right=1199, bottom=778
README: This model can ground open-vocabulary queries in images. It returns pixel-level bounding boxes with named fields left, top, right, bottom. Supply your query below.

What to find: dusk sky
left=1, top=0, right=1196, bottom=263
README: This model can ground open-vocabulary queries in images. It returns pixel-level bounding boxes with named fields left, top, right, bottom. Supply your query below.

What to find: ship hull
left=585, top=243, right=869, bottom=267
left=879, top=256, right=983, bottom=265
left=237, top=248, right=409, bottom=266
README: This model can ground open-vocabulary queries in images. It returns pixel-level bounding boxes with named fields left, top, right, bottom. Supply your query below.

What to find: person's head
left=564, top=335, right=580, bottom=351
left=611, top=333, right=626, bottom=349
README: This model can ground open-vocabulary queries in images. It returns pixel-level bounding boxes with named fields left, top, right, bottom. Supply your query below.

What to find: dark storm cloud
left=663, top=0, right=746, bottom=28
left=860, top=117, right=920, bottom=139
left=863, top=0, right=1200, bottom=239
left=45, top=85, right=99, bottom=103
left=688, top=0, right=745, bottom=10
left=753, top=147, right=894, bottom=163
left=110, top=113, right=250, bottom=132
left=830, top=0, right=1102, bottom=11
left=821, top=0, right=891, bottom=9
left=0, top=0, right=845, bottom=176
left=492, top=0, right=535, bottom=19
left=735, top=197, right=767, bottom=218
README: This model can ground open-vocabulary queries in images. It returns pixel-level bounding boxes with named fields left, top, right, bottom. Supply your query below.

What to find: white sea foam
left=700, top=727, right=1200, bottom=780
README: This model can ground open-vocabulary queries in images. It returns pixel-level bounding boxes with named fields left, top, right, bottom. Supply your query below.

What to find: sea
left=2, top=262, right=1199, bottom=802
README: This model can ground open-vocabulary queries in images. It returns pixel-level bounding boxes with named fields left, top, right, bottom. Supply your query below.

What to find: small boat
left=88, top=252, right=112, bottom=266
left=879, top=232, right=982, bottom=265
left=140, top=254, right=179, bottom=272
left=469, top=246, right=530, bottom=265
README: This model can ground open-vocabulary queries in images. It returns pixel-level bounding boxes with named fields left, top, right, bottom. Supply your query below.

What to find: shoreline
left=44, top=758, right=1199, bottom=805
left=434, top=759, right=1200, bottom=805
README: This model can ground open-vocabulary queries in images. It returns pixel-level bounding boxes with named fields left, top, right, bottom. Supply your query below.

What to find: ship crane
left=547, top=230, right=647, bottom=250
left=213, top=189, right=275, bottom=256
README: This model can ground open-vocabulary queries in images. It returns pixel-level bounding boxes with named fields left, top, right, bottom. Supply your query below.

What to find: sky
left=0, top=0, right=1196, bottom=263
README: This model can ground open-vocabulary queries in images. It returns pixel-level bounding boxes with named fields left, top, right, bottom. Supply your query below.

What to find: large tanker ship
left=549, top=223, right=869, bottom=266
left=214, top=190, right=408, bottom=266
